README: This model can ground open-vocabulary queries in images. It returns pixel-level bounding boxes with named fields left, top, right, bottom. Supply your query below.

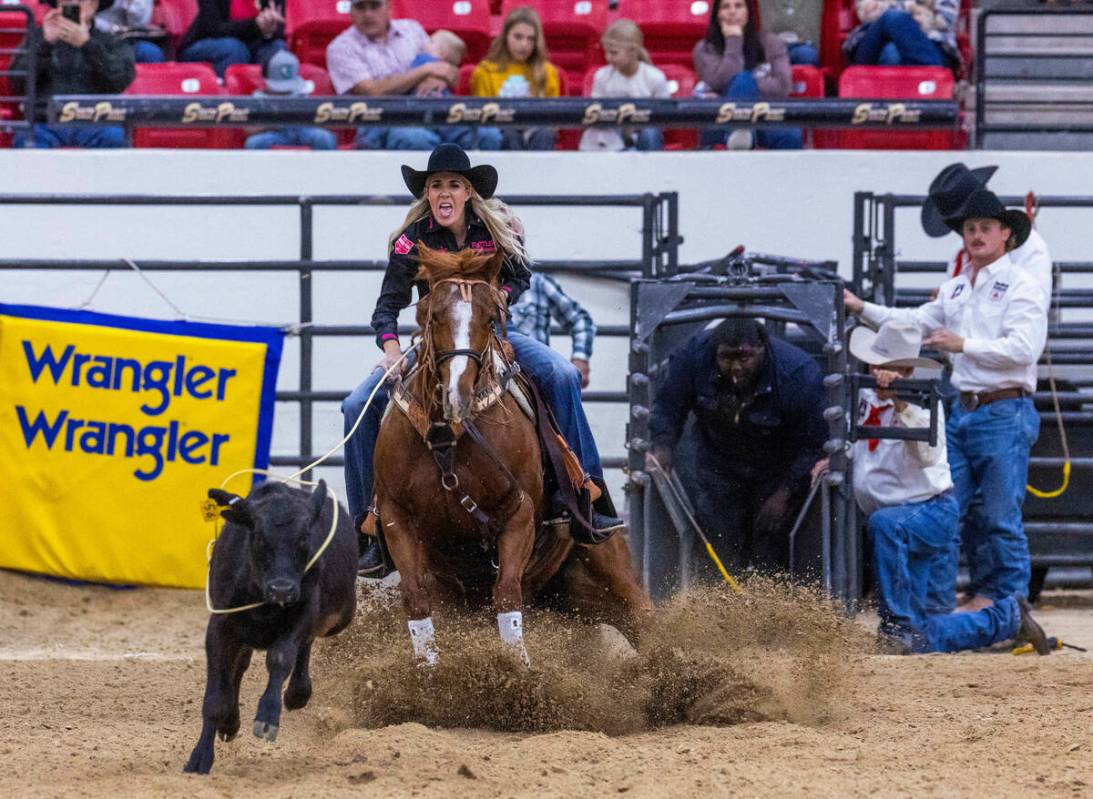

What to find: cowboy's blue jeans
left=869, top=493, right=1020, bottom=652
left=341, top=330, right=602, bottom=524
left=947, top=397, right=1039, bottom=601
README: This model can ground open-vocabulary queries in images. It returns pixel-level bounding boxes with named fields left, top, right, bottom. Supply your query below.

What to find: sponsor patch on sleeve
left=469, top=240, right=497, bottom=253
left=394, top=234, right=414, bottom=255
left=989, top=281, right=1009, bottom=301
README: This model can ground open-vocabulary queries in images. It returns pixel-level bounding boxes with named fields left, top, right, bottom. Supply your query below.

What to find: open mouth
left=437, top=201, right=455, bottom=220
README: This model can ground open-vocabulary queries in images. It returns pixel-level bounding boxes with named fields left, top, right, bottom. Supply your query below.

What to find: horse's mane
left=414, top=242, right=504, bottom=286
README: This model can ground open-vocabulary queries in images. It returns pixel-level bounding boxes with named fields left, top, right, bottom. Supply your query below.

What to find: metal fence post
left=298, top=197, right=314, bottom=479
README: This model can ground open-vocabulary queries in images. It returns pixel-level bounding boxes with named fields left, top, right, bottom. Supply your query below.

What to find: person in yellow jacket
left=470, top=6, right=560, bottom=150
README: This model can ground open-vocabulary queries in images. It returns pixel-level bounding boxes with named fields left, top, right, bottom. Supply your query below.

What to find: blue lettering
left=85, top=356, right=112, bottom=388
left=185, top=365, right=215, bottom=399
left=21, top=342, right=74, bottom=384
left=79, top=421, right=107, bottom=454
left=178, top=430, right=209, bottom=464
left=15, top=406, right=68, bottom=448
left=141, top=361, right=172, bottom=416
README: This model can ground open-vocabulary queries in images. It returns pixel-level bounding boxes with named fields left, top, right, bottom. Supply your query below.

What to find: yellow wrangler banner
left=0, top=305, right=283, bottom=588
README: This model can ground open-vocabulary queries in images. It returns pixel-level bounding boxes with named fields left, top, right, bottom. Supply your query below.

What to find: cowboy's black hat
left=921, top=162, right=998, bottom=238
left=944, top=188, right=1031, bottom=249
left=401, top=144, right=498, bottom=200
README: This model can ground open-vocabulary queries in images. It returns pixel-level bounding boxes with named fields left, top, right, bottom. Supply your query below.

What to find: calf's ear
left=310, top=479, right=327, bottom=524
left=207, top=488, right=254, bottom=528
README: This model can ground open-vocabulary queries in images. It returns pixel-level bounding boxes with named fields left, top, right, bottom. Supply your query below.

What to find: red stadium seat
left=612, top=0, right=711, bottom=69
left=125, top=62, right=231, bottom=148
left=820, top=0, right=857, bottom=78
left=790, top=64, right=824, bottom=98
left=390, top=0, right=492, bottom=64
left=825, top=65, right=957, bottom=150
left=499, top=0, right=608, bottom=89
left=287, top=0, right=354, bottom=68
left=456, top=62, right=475, bottom=95
left=224, top=62, right=336, bottom=96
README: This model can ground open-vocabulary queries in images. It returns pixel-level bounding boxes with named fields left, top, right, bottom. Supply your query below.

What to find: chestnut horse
left=372, top=245, right=650, bottom=666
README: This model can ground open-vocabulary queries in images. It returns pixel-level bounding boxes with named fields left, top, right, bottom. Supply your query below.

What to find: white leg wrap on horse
left=408, top=617, right=439, bottom=665
left=497, top=611, right=530, bottom=666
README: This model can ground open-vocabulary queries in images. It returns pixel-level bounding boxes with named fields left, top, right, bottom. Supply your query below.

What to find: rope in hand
left=645, top=454, right=744, bottom=596
left=204, top=347, right=415, bottom=614
left=1022, top=193, right=1070, bottom=499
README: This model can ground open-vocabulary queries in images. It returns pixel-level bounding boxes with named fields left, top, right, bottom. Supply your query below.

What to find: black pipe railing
left=0, top=191, right=679, bottom=476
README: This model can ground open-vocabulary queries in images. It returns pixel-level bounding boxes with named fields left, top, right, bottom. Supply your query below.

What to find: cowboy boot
left=356, top=512, right=393, bottom=578
left=556, top=486, right=624, bottom=545
left=1015, top=596, right=1051, bottom=656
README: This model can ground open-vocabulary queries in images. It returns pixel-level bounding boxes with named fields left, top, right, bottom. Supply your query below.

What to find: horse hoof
left=217, top=730, right=238, bottom=743
left=253, top=721, right=279, bottom=742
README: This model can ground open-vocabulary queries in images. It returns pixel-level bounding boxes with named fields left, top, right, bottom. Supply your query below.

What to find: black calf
left=183, top=479, right=357, bottom=775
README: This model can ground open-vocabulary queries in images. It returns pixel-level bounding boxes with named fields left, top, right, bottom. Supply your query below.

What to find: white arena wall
left=2, top=149, right=1090, bottom=504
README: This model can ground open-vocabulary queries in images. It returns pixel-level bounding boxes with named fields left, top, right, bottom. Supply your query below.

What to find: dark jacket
left=649, top=330, right=827, bottom=487
left=12, top=29, right=135, bottom=97
left=370, top=211, right=533, bottom=350
left=180, top=0, right=284, bottom=52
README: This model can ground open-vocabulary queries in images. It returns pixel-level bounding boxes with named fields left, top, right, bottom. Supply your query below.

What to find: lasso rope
left=1023, top=193, right=1071, bottom=499
left=204, top=348, right=415, bottom=614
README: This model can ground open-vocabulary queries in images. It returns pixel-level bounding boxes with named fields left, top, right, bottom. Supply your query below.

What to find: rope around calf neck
left=204, top=348, right=414, bottom=614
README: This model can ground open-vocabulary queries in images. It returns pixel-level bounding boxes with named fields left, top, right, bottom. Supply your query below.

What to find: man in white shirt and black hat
left=845, top=188, right=1048, bottom=614
left=844, top=320, right=1049, bottom=655
left=922, top=162, right=1053, bottom=310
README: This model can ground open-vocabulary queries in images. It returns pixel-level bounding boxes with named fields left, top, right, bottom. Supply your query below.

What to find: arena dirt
left=2, top=568, right=1092, bottom=797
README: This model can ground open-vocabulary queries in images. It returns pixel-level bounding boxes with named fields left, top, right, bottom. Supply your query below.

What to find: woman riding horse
left=344, top=143, right=623, bottom=575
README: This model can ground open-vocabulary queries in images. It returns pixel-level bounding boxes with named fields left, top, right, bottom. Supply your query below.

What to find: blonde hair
left=389, top=175, right=528, bottom=263
left=430, top=29, right=466, bottom=66
left=602, top=19, right=651, bottom=64
left=485, top=6, right=552, bottom=97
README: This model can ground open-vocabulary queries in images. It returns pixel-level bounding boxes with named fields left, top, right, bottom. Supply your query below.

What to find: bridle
left=424, top=277, right=507, bottom=373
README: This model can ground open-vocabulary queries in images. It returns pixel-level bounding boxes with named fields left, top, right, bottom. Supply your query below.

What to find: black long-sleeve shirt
left=179, top=0, right=284, bottom=52
left=649, top=331, right=828, bottom=487
left=12, top=29, right=135, bottom=97
left=371, top=212, right=532, bottom=350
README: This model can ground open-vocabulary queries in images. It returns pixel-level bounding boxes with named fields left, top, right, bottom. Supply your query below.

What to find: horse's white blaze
left=446, top=300, right=473, bottom=418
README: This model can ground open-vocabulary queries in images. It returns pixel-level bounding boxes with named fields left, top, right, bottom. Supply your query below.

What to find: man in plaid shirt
left=509, top=273, right=597, bottom=388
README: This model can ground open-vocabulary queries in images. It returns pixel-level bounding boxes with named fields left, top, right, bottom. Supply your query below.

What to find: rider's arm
left=370, top=237, right=417, bottom=351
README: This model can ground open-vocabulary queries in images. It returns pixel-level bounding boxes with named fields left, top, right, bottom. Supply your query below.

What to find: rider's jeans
left=341, top=331, right=603, bottom=524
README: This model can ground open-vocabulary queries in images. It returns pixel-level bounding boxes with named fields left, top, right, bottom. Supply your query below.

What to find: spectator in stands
left=646, top=319, right=827, bottom=577
left=924, top=163, right=1053, bottom=311
left=693, top=0, right=802, bottom=150
left=844, top=0, right=958, bottom=70
left=12, top=0, right=135, bottom=149
left=244, top=51, right=336, bottom=150
left=579, top=19, right=668, bottom=152
left=471, top=6, right=560, bottom=151
left=179, top=0, right=285, bottom=79
left=755, top=0, right=822, bottom=67
left=510, top=273, right=597, bottom=388
left=834, top=320, right=1050, bottom=655
left=326, top=0, right=487, bottom=150
left=94, top=0, right=164, bottom=63
left=844, top=189, right=1047, bottom=614
left=409, top=29, right=465, bottom=78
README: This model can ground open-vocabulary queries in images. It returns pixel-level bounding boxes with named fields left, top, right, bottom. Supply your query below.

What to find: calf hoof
left=217, top=729, right=238, bottom=743
left=283, top=681, right=312, bottom=710
left=253, top=720, right=279, bottom=742
left=183, top=745, right=213, bottom=775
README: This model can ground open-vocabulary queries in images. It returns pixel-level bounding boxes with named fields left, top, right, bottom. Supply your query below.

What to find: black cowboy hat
left=943, top=188, right=1031, bottom=249
left=44, top=0, right=116, bottom=13
left=921, top=162, right=998, bottom=238
left=401, top=144, right=498, bottom=200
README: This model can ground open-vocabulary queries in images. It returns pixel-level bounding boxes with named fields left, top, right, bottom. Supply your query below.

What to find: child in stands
left=244, top=51, right=336, bottom=150
left=579, top=19, right=668, bottom=152
left=471, top=6, right=560, bottom=150
left=410, top=29, right=465, bottom=81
